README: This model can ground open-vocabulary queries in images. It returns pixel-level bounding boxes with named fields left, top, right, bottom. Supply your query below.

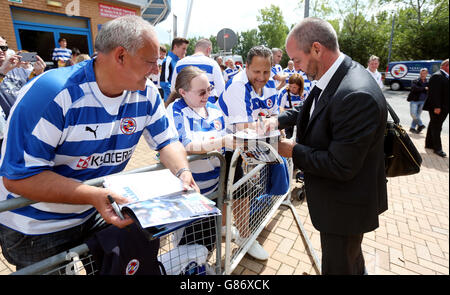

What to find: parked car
left=384, top=60, right=442, bottom=90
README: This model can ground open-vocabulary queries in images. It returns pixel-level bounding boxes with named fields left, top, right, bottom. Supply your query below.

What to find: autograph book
left=103, top=169, right=221, bottom=235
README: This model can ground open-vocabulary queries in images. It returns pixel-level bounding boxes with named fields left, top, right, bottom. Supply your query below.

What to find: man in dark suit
left=275, top=18, right=388, bottom=274
left=423, top=59, right=449, bottom=158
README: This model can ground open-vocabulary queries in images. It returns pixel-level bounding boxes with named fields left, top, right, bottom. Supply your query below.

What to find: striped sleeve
left=219, top=81, right=252, bottom=125
left=142, top=86, right=179, bottom=151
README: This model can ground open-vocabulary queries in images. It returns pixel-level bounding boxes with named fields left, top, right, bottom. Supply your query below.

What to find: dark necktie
left=297, top=86, right=322, bottom=141
left=309, top=86, right=322, bottom=115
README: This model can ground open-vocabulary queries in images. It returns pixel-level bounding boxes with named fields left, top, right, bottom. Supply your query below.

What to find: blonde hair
left=75, top=54, right=91, bottom=63
left=165, top=66, right=206, bottom=107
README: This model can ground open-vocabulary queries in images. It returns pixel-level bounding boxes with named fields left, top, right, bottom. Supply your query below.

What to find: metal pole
left=304, top=0, right=310, bottom=18
left=387, top=15, right=395, bottom=65
left=183, top=0, right=194, bottom=38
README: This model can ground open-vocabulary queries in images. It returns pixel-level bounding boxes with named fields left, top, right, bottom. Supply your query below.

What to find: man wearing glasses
left=0, top=16, right=198, bottom=272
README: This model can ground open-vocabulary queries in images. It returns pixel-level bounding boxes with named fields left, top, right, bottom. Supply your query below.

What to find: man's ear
left=311, top=42, right=321, bottom=56
left=114, top=47, right=127, bottom=66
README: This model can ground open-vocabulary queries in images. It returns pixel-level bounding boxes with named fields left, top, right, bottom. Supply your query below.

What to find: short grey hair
left=272, top=48, right=282, bottom=55
left=247, top=45, right=272, bottom=66
left=195, top=38, right=212, bottom=51
left=95, top=15, right=155, bottom=55
left=287, top=17, right=339, bottom=53
left=420, top=68, right=428, bottom=73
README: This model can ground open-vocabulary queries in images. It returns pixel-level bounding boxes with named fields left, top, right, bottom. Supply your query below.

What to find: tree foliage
left=185, top=1, right=448, bottom=71
left=257, top=5, right=289, bottom=50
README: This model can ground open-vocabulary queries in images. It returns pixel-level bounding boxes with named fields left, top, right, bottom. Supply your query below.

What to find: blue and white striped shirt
left=278, top=88, right=304, bottom=109
left=171, top=54, right=226, bottom=98
left=52, top=47, right=72, bottom=62
left=218, top=69, right=279, bottom=128
left=0, top=59, right=179, bottom=235
left=283, top=68, right=297, bottom=83
left=224, top=67, right=240, bottom=81
left=166, top=99, right=226, bottom=195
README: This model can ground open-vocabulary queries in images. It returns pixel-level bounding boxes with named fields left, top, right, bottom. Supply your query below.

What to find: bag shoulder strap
left=386, top=101, right=400, bottom=124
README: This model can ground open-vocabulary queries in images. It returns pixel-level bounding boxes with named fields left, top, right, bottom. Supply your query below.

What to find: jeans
left=0, top=213, right=107, bottom=270
left=410, top=101, right=425, bottom=129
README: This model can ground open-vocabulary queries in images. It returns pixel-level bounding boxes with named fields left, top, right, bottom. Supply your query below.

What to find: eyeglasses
left=0, top=45, right=8, bottom=52
left=190, top=85, right=214, bottom=97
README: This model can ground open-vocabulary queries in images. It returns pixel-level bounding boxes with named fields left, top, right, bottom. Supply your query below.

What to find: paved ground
left=1, top=93, right=448, bottom=275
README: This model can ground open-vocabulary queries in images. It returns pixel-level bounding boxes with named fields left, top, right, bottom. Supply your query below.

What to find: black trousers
left=320, top=232, right=365, bottom=275
left=425, top=111, right=448, bottom=151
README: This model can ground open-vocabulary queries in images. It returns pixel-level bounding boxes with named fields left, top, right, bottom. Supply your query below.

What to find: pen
left=107, top=195, right=125, bottom=220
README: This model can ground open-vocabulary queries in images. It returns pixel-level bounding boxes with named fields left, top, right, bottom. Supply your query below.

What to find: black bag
left=384, top=102, right=422, bottom=177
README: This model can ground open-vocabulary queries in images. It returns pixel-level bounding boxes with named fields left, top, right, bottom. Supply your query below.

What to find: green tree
left=257, top=5, right=289, bottom=50
left=234, top=29, right=261, bottom=63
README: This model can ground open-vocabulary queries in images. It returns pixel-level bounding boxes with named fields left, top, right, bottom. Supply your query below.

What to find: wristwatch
left=175, top=167, right=191, bottom=178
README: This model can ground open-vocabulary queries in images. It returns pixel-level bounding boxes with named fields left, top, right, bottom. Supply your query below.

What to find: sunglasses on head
left=0, top=45, right=8, bottom=52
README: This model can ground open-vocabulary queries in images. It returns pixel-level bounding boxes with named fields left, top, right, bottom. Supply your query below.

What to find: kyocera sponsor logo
left=76, top=149, right=133, bottom=169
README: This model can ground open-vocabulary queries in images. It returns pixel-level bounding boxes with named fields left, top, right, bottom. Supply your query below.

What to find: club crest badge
left=120, top=118, right=137, bottom=135
left=126, top=259, right=139, bottom=275
left=266, top=98, right=273, bottom=108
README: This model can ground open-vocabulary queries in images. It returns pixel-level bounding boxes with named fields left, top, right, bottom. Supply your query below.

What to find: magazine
left=234, top=129, right=282, bottom=164
left=103, top=170, right=221, bottom=232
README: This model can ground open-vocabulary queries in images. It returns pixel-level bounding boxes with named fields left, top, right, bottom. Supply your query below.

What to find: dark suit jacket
left=423, top=70, right=449, bottom=114
left=278, top=55, right=388, bottom=235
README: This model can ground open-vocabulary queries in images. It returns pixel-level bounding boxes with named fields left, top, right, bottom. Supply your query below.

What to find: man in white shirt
left=366, top=55, right=384, bottom=89
left=276, top=17, right=388, bottom=275
left=271, top=48, right=288, bottom=90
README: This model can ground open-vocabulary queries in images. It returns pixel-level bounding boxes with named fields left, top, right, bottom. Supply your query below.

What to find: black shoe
left=434, top=150, right=447, bottom=157
left=409, top=128, right=418, bottom=134
left=417, top=125, right=426, bottom=133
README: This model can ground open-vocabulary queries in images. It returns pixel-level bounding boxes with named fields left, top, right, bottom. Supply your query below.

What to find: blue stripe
left=7, top=194, right=96, bottom=221
left=192, top=167, right=220, bottom=182
left=147, top=116, right=172, bottom=139
left=176, top=64, right=214, bottom=74
left=200, top=183, right=219, bottom=195
left=156, top=138, right=179, bottom=151
left=244, top=83, right=254, bottom=122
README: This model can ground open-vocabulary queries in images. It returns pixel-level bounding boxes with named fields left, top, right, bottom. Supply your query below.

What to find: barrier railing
left=0, top=151, right=225, bottom=275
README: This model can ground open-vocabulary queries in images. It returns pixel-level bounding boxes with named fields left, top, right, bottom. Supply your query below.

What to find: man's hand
left=179, top=170, right=200, bottom=193
left=32, top=55, right=46, bottom=76
left=277, top=138, right=296, bottom=158
left=0, top=54, right=21, bottom=75
left=92, top=190, right=134, bottom=228
left=434, top=108, right=441, bottom=115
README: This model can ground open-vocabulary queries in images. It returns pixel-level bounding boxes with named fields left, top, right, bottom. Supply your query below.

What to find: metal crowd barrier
left=0, top=151, right=225, bottom=275
left=222, top=141, right=321, bottom=275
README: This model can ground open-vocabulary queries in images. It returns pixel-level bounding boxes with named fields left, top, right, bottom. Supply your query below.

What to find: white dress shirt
left=310, top=53, right=345, bottom=116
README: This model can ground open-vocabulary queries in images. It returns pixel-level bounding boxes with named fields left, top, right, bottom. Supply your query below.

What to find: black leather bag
left=384, top=102, right=422, bottom=177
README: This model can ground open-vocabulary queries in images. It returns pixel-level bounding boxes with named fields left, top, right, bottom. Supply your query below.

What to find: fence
left=222, top=141, right=321, bottom=274
left=0, top=152, right=225, bottom=275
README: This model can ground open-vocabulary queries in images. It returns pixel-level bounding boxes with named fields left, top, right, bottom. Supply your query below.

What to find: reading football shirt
left=0, top=59, right=179, bottom=235
left=166, top=99, right=226, bottom=195
left=170, top=54, right=226, bottom=98
left=218, top=69, right=279, bottom=129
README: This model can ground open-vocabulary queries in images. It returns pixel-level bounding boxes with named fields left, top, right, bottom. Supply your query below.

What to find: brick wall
left=0, top=0, right=139, bottom=51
